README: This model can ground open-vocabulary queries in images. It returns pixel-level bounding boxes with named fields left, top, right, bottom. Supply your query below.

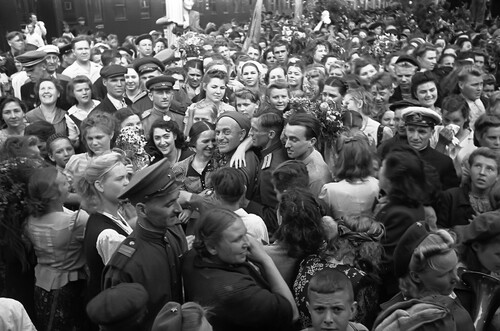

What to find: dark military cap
left=16, top=50, right=47, bottom=67
left=59, top=43, right=72, bottom=55
left=402, top=107, right=441, bottom=128
left=394, top=222, right=431, bottom=278
left=146, top=75, right=175, bottom=91
left=100, top=64, right=127, bottom=79
left=118, top=158, right=179, bottom=204
left=132, top=57, right=165, bottom=75
left=135, top=33, right=153, bottom=45
left=152, top=302, right=182, bottom=331
left=395, top=54, right=420, bottom=68
left=86, top=283, right=149, bottom=331
left=389, top=99, right=422, bottom=111
left=460, top=210, right=500, bottom=243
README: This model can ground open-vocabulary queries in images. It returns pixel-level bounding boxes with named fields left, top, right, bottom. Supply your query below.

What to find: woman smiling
left=26, top=78, right=67, bottom=135
left=0, top=96, right=27, bottom=148
left=146, top=119, right=193, bottom=165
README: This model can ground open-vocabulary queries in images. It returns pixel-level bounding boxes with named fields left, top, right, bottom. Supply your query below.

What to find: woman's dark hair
left=202, top=69, right=229, bottom=85
left=474, top=114, right=500, bottom=147
left=410, top=71, right=440, bottom=101
left=0, top=96, right=27, bottom=128
left=271, top=160, right=309, bottom=193
left=262, top=48, right=275, bottom=64
left=441, top=94, right=470, bottom=129
left=188, top=121, right=215, bottom=148
left=383, top=146, right=427, bottom=207
left=145, top=119, right=187, bottom=161
left=334, top=132, right=373, bottom=181
left=193, top=208, right=240, bottom=258
left=66, top=75, right=93, bottom=105
left=275, top=188, right=325, bottom=258
left=24, top=120, right=56, bottom=142
left=113, top=107, right=138, bottom=126
left=27, top=166, right=61, bottom=217
left=319, top=76, right=348, bottom=97
left=34, top=77, right=63, bottom=103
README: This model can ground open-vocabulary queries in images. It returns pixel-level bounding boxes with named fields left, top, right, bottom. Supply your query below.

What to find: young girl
left=65, top=75, right=100, bottom=149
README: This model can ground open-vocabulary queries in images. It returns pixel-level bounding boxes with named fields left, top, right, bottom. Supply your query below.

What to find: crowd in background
left=1, top=0, right=500, bottom=330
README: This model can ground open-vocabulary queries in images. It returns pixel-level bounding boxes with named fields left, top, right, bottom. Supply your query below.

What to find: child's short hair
left=307, top=269, right=354, bottom=303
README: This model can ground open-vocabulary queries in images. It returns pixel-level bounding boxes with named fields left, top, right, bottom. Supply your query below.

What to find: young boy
left=304, top=269, right=367, bottom=331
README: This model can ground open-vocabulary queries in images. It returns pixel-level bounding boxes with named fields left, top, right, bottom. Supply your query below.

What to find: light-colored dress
left=319, top=177, right=379, bottom=219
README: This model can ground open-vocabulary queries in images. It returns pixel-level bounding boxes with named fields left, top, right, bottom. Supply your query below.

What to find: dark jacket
left=246, top=141, right=288, bottom=235
left=89, top=96, right=132, bottom=116
left=103, top=224, right=187, bottom=331
left=182, top=249, right=294, bottom=331
left=436, top=186, right=474, bottom=228
left=375, top=202, right=426, bottom=302
left=419, top=145, right=459, bottom=190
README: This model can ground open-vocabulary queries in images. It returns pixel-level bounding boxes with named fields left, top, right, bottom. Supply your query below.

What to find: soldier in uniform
left=246, top=110, right=288, bottom=235
left=102, top=158, right=188, bottom=331
left=141, top=75, right=185, bottom=136
left=131, top=57, right=165, bottom=116
left=402, top=106, right=459, bottom=190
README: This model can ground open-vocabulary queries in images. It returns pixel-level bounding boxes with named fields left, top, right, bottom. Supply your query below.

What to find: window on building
left=208, top=0, right=216, bottom=13
left=140, top=0, right=151, bottom=19
left=94, top=0, right=103, bottom=21
left=114, top=0, right=127, bottom=20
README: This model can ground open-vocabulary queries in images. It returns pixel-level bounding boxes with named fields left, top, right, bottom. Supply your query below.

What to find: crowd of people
left=1, top=0, right=500, bottom=330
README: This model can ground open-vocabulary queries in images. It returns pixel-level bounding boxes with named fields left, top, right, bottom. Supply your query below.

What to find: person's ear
left=349, top=301, right=358, bottom=319
left=356, top=99, right=363, bottom=109
left=239, top=129, right=246, bottom=142
left=94, top=180, right=104, bottom=193
left=471, top=242, right=482, bottom=253
left=136, top=203, right=147, bottom=218
left=48, top=153, right=55, bottom=162
left=409, top=270, right=422, bottom=284
left=206, top=242, right=218, bottom=256
left=268, top=129, right=276, bottom=140
left=310, top=136, right=317, bottom=147
left=458, top=81, right=464, bottom=91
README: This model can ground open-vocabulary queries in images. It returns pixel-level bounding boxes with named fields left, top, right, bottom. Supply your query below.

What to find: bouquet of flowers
left=115, top=126, right=149, bottom=172
left=286, top=97, right=343, bottom=145
left=176, top=31, right=207, bottom=58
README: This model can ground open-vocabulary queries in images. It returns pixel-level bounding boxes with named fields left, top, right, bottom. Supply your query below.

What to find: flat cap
left=386, top=25, right=398, bottom=34
left=16, top=51, right=47, bottom=67
left=100, top=64, right=127, bottom=79
left=37, top=44, right=59, bottom=55
left=86, top=283, right=148, bottom=331
left=118, top=158, right=179, bottom=204
left=146, top=75, right=175, bottom=91
left=152, top=302, right=182, bottom=331
left=402, top=107, right=441, bottom=127
left=135, top=34, right=153, bottom=45
left=389, top=99, right=422, bottom=111
left=394, top=222, right=431, bottom=278
left=217, top=111, right=251, bottom=136
left=395, top=54, right=420, bottom=68
left=133, top=57, right=165, bottom=75
left=460, top=210, right=500, bottom=243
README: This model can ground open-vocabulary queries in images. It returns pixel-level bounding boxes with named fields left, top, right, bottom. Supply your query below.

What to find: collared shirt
left=62, top=61, right=102, bottom=83
left=107, top=93, right=127, bottom=110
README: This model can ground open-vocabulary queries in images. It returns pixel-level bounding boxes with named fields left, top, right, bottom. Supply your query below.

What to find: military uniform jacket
left=246, top=141, right=288, bottom=234
left=141, top=107, right=185, bottom=138
left=102, top=223, right=187, bottom=331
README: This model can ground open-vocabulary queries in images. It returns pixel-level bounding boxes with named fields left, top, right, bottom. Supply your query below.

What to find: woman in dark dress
left=374, top=146, right=428, bottom=302
left=183, top=208, right=298, bottom=331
